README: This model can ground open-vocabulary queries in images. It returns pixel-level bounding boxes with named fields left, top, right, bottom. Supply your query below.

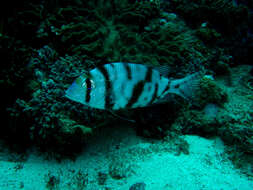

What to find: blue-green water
left=0, top=0, right=253, bottom=189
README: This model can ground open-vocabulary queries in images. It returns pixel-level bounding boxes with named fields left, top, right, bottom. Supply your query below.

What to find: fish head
left=65, top=73, right=94, bottom=105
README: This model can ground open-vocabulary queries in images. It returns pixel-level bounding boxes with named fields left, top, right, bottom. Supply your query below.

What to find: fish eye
left=88, top=80, right=95, bottom=90
left=82, top=78, right=95, bottom=90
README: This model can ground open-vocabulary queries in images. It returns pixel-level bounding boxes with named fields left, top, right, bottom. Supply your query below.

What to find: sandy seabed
left=0, top=124, right=252, bottom=190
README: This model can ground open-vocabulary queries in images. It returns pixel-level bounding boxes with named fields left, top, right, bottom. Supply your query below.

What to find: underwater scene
left=0, top=0, right=253, bottom=189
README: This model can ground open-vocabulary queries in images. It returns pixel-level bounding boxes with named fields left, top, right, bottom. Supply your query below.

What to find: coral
left=217, top=109, right=253, bottom=154
left=169, top=0, right=249, bottom=35
left=196, top=24, right=221, bottom=44
left=6, top=46, right=110, bottom=157
left=172, top=65, right=253, bottom=162
left=173, top=102, right=253, bottom=155
left=167, top=0, right=252, bottom=66
left=226, top=146, right=253, bottom=178
left=196, top=75, right=228, bottom=107
left=34, top=0, right=208, bottom=73
left=58, top=116, right=93, bottom=136
left=172, top=109, right=220, bottom=136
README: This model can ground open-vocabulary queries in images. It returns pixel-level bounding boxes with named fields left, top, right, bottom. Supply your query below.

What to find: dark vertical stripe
left=125, top=66, right=153, bottom=108
left=161, top=83, right=170, bottom=96
left=126, top=81, right=145, bottom=108
left=161, top=85, right=170, bottom=95
left=122, top=63, right=132, bottom=79
left=149, top=83, right=158, bottom=104
left=110, top=63, right=115, bottom=68
left=145, top=67, right=153, bottom=82
left=85, top=78, right=91, bottom=103
left=97, top=65, right=113, bottom=109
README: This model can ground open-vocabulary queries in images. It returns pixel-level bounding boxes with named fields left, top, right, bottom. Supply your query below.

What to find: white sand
left=0, top=125, right=252, bottom=190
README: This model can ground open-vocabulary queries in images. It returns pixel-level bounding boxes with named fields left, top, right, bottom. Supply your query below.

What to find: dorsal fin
left=70, top=70, right=92, bottom=79
left=81, top=71, right=92, bottom=79
left=154, top=65, right=171, bottom=77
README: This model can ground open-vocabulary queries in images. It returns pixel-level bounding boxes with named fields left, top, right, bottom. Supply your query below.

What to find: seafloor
left=0, top=129, right=252, bottom=190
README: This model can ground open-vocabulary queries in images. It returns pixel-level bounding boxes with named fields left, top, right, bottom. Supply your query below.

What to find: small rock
left=97, top=171, right=108, bottom=185
left=129, top=182, right=146, bottom=190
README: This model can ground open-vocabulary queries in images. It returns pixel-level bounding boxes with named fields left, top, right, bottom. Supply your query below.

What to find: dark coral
left=168, top=0, right=249, bottom=35
left=6, top=46, right=113, bottom=157
left=166, top=0, right=253, bottom=66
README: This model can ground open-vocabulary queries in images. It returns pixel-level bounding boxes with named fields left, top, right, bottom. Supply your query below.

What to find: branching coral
left=6, top=46, right=111, bottom=155
left=35, top=0, right=205, bottom=73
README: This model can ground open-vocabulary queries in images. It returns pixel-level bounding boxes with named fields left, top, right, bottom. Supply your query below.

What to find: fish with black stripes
left=65, top=62, right=203, bottom=110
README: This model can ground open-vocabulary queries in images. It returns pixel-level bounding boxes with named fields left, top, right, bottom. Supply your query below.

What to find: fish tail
left=169, top=72, right=204, bottom=102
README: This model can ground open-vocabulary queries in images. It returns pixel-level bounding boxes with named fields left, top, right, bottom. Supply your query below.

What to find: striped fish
left=65, top=62, right=202, bottom=110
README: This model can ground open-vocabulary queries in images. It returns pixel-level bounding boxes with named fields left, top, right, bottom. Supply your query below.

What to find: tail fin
left=168, top=72, right=204, bottom=102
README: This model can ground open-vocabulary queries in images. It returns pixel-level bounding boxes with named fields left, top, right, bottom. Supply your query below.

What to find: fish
left=65, top=62, right=203, bottom=110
